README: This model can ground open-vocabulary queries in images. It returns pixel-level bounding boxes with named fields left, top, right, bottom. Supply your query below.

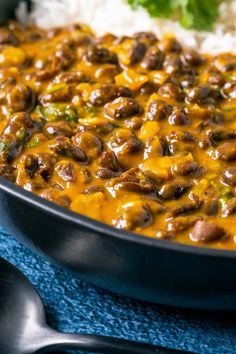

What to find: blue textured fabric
left=1, top=227, right=236, bottom=354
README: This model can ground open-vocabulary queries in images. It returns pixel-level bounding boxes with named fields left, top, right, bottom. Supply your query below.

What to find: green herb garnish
left=26, top=138, right=39, bottom=148
left=46, top=83, right=66, bottom=94
left=219, top=186, right=233, bottom=204
left=84, top=106, right=99, bottom=117
left=34, top=104, right=79, bottom=124
left=64, top=107, right=79, bottom=124
left=0, top=142, right=10, bottom=153
left=16, top=127, right=28, bottom=143
left=128, top=0, right=221, bottom=31
left=223, top=106, right=236, bottom=112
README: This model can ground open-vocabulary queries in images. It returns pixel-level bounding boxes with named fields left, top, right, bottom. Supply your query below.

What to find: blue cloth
left=1, top=227, right=236, bottom=354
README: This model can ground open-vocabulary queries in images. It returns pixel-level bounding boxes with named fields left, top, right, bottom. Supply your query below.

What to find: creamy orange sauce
left=0, top=22, right=236, bottom=249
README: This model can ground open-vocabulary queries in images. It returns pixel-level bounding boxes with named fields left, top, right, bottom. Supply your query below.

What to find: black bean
left=116, top=202, right=153, bottom=230
left=83, top=185, right=105, bottom=194
left=214, top=55, right=236, bottom=72
left=146, top=99, right=172, bottom=121
left=207, top=128, right=236, bottom=144
left=171, top=202, right=199, bottom=217
left=166, top=130, right=197, bottom=154
left=222, top=198, right=236, bottom=217
left=105, top=97, right=142, bottom=119
left=168, top=106, right=190, bottom=126
left=201, top=197, right=218, bottom=216
left=144, top=137, right=165, bottom=157
left=24, top=181, right=46, bottom=192
left=99, top=151, right=121, bottom=172
left=180, top=75, right=196, bottom=89
left=85, top=45, right=118, bottom=64
left=221, top=81, right=236, bottom=99
left=171, top=160, right=205, bottom=177
left=74, top=131, right=103, bottom=158
left=57, top=162, right=77, bottom=182
left=39, top=189, right=71, bottom=208
left=221, top=167, right=236, bottom=186
left=141, top=46, right=164, bottom=70
left=49, top=136, right=88, bottom=163
left=185, top=86, right=211, bottom=104
left=155, top=230, right=174, bottom=240
left=167, top=216, right=200, bottom=232
left=96, top=168, right=118, bottom=179
left=44, top=121, right=74, bottom=138
left=37, top=153, right=57, bottom=181
left=158, top=82, right=184, bottom=101
left=107, top=129, right=142, bottom=156
left=182, top=50, right=203, bottom=66
left=158, top=38, right=182, bottom=53
left=158, top=179, right=191, bottom=200
left=190, top=220, right=227, bottom=242
left=39, top=86, right=70, bottom=105
left=207, top=72, right=224, bottom=87
left=36, top=68, right=58, bottom=82
left=24, top=155, right=38, bottom=178
left=54, top=40, right=75, bottom=69
left=0, top=164, right=16, bottom=182
left=110, top=167, right=156, bottom=193
left=129, top=41, right=146, bottom=64
left=54, top=71, right=88, bottom=84
left=163, top=53, right=182, bottom=74
left=124, top=117, right=142, bottom=130
left=215, top=141, right=236, bottom=161
left=139, top=82, right=156, bottom=95
left=0, top=112, right=42, bottom=163
left=6, top=84, right=36, bottom=113
left=133, top=32, right=157, bottom=45
left=89, top=84, right=132, bottom=106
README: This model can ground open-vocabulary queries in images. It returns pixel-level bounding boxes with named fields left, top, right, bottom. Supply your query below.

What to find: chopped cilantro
left=47, top=83, right=66, bottom=94
left=65, top=107, right=79, bottom=124
left=222, top=106, right=236, bottom=112
left=84, top=106, right=99, bottom=117
left=0, top=142, right=10, bottom=153
left=35, top=104, right=79, bottom=123
left=16, top=127, right=28, bottom=143
left=128, top=0, right=221, bottom=31
left=26, top=138, right=39, bottom=148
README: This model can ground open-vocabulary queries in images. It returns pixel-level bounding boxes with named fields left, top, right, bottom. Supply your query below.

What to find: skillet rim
left=1, top=176, right=236, bottom=259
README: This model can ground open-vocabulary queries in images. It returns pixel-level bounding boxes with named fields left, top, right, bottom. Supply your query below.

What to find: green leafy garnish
left=219, top=186, right=233, bottom=205
left=46, top=83, right=66, bottom=94
left=128, top=0, right=221, bottom=31
left=35, top=104, right=79, bottom=124
left=223, top=106, right=236, bottom=112
left=84, top=106, right=100, bottom=117
left=26, top=138, right=39, bottom=148
left=64, top=107, right=79, bottom=124
left=0, top=142, right=10, bottom=153
left=16, top=127, right=28, bottom=143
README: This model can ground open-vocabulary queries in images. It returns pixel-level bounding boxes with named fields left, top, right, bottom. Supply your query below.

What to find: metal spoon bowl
left=0, top=257, right=191, bottom=354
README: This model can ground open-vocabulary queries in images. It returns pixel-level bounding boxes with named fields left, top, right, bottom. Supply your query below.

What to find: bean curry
left=0, top=21, right=236, bottom=249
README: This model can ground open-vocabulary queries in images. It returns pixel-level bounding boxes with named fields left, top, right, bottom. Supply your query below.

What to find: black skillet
left=1, top=1, right=236, bottom=311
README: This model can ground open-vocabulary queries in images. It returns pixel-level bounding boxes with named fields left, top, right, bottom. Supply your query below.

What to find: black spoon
left=0, top=256, right=193, bottom=354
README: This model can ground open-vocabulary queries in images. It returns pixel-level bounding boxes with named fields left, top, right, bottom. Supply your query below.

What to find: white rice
left=16, top=0, right=236, bottom=54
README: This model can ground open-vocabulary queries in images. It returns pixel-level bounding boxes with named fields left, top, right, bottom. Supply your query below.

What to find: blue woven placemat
left=1, top=226, right=236, bottom=354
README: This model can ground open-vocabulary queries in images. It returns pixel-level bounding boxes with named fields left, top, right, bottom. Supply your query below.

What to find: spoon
left=0, top=257, right=193, bottom=354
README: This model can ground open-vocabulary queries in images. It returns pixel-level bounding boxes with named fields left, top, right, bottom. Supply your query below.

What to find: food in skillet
left=0, top=21, right=236, bottom=249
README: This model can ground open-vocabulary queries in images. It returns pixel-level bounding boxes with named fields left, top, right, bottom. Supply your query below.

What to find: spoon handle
left=41, top=330, right=193, bottom=354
